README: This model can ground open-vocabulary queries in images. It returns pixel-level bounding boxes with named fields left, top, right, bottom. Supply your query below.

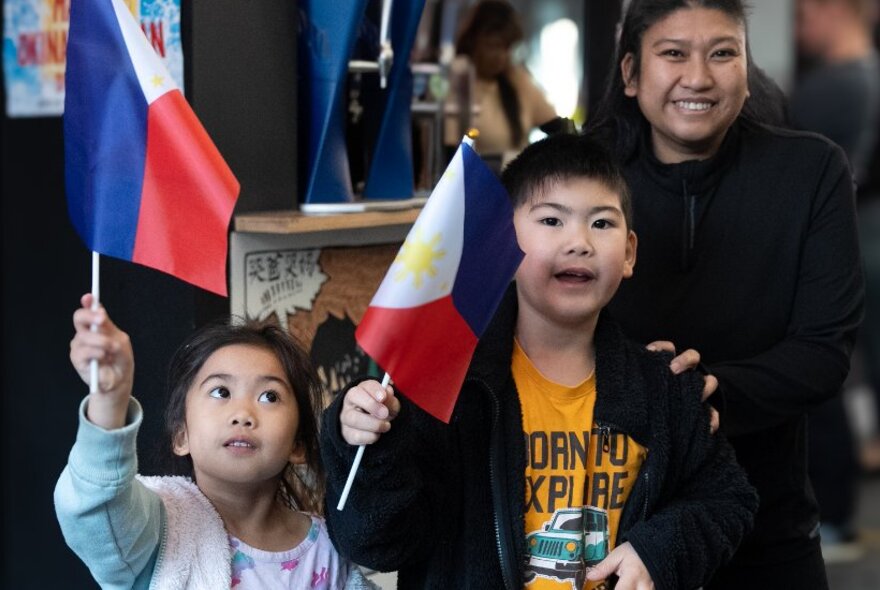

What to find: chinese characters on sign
left=243, top=245, right=399, bottom=399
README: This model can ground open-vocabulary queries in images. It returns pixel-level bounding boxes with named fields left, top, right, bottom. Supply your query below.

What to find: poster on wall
left=243, top=244, right=400, bottom=399
left=3, top=0, right=183, bottom=117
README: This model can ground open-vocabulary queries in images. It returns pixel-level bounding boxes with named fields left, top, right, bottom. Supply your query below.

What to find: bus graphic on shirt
left=524, top=506, right=609, bottom=590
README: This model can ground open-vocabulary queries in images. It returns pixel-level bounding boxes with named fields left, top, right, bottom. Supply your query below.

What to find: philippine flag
left=356, top=142, right=523, bottom=423
left=64, top=0, right=240, bottom=296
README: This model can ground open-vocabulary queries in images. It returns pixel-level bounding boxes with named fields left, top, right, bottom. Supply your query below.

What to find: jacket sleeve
left=54, top=397, right=162, bottom=590
left=321, top=381, right=451, bottom=572
left=625, top=371, right=759, bottom=590
left=709, top=144, right=864, bottom=436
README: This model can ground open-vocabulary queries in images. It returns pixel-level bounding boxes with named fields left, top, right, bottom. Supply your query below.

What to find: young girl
left=56, top=293, right=374, bottom=589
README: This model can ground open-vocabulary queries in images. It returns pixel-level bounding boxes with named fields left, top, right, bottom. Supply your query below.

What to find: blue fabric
left=451, top=143, right=523, bottom=336
left=64, top=0, right=148, bottom=260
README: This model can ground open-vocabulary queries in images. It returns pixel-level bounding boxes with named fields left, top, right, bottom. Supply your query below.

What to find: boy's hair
left=163, top=319, right=326, bottom=515
left=501, top=133, right=633, bottom=229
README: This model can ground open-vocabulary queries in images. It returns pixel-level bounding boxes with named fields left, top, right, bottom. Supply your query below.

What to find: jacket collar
left=468, top=284, right=653, bottom=446
left=628, top=119, right=741, bottom=195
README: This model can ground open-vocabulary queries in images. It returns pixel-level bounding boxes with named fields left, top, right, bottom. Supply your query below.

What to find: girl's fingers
left=73, top=307, right=108, bottom=333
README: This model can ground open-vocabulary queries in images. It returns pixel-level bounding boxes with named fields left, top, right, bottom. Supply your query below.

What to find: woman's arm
left=709, top=145, right=864, bottom=436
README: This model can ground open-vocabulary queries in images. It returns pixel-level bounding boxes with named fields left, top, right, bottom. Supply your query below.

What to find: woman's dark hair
left=456, top=0, right=526, bottom=146
left=163, top=319, right=326, bottom=515
left=588, top=0, right=788, bottom=151
left=501, top=132, right=633, bottom=229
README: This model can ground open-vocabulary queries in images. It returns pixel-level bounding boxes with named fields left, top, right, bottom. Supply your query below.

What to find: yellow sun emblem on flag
left=394, top=228, right=446, bottom=289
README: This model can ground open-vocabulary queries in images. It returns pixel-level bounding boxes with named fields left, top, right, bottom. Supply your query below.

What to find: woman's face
left=472, top=33, right=512, bottom=79
left=622, top=7, right=749, bottom=163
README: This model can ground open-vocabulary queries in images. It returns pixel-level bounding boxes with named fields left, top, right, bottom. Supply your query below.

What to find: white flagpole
left=336, top=372, right=392, bottom=511
left=89, top=251, right=101, bottom=394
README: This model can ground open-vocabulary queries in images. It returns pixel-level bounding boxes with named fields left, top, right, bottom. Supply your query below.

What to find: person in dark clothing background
left=587, top=0, right=864, bottom=587
left=789, top=0, right=880, bottom=562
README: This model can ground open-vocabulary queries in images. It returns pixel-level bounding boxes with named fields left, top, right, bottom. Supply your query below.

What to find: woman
left=588, top=0, right=864, bottom=587
left=451, top=0, right=559, bottom=158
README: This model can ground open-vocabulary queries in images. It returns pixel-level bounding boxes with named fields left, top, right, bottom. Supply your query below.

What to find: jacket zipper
left=597, top=421, right=651, bottom=546
left=474, top=377, right=516, bottom=590
left=681, top=179, right=696, bottom=271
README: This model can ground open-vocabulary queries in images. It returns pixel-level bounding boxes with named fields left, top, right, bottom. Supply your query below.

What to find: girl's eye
left=593, top=219, right=614, bottom=229
left=539, top=217, right=562, bottom=227
left=209, top=386, right=230, bottom=399
left=258, top=390, right=280, bottom=403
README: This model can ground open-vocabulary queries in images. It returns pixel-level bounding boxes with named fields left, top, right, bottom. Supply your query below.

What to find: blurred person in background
left=449, top=0, right=561, bottom=163
left=790, top=0, right=880, bottom=562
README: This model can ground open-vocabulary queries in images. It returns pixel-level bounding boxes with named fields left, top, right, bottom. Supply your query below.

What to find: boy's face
left=513, top=177, right=636, bottom=329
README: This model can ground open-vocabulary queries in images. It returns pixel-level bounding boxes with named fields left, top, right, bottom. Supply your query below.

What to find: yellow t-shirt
left=514, top=341, right=647, bottom=590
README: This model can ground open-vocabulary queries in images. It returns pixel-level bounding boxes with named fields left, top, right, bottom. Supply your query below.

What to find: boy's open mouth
left=554, top=270, right=595, bottom=283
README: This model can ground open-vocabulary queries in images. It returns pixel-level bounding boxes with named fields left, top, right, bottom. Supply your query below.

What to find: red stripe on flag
left=356, top=296, right=478, bottom=423
left=133, top=90, right=239, bottom=295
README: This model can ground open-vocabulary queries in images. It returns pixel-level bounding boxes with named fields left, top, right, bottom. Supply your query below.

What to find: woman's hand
left=647, top=340, right=720, bottom=433
left=586, top=541, right=654, bottom=590
left=340, top=379, right=400, bottom=446
left=70, top=293, right=134, bottom=430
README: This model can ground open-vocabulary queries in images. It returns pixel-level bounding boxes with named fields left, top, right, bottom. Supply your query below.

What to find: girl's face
left=621, top=7, right=749, bottom=163
left=173, top=344, right=303, bottom=493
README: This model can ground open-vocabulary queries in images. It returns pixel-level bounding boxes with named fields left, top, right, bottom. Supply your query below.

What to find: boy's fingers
left=340, top=425, right=382, bottom=446
left=341, top=408, right=392, bottom=435
left=345, top=387, right=391, bottom=420
left=385, top=387, right=400, bottom=419
left=585, top=549, right=622, bottom=581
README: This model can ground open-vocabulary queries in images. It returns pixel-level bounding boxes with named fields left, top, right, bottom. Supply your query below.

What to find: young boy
left=320, top=133, right=758, bottom=590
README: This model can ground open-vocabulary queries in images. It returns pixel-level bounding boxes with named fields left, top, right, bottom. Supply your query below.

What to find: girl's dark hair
left=501, top=132, right=633, bottom=229
left=163, top=320, right=326, bottom=515
left=588, top=0, right=788, bottom=151
left=456, top=0, right=526, bottom=146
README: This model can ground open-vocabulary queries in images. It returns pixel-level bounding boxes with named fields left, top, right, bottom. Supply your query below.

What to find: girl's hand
left=647, top=340, right=720, bottom=433
left=586, top=542, right=654, bottom=590
left=70, top=294, right=134, bottom=430
left=340, top=379, right=400, bottom=446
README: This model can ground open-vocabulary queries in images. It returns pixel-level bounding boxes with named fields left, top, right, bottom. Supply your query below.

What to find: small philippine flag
left=64, top=0, right=240, bottom=296
left=356, top=142, right=523, bottom=423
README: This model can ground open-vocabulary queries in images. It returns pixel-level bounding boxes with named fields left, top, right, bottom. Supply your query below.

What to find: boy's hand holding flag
left=337, top=138, right=524, bottom=509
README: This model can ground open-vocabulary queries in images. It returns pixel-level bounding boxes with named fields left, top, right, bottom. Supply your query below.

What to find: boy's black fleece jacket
left=321, top=287, right=758, bottom=590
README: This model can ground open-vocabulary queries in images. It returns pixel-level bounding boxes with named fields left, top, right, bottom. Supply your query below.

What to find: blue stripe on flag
left=64, top=0, right=148, bottom=260
left=451, top=144, right=523, bottom=336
